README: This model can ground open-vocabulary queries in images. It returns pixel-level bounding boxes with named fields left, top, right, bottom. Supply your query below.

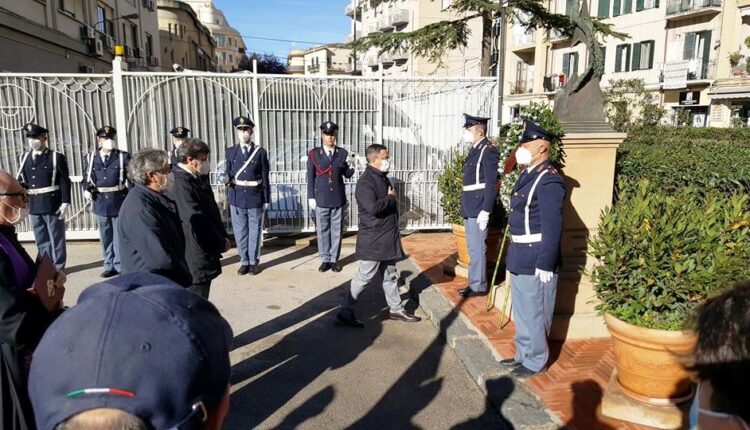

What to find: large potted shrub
left=589, top=179, right=750, bottom=401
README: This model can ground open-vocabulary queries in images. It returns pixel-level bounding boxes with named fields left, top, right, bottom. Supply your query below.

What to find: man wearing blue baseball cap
left=28, top=272, right=233, bottom=429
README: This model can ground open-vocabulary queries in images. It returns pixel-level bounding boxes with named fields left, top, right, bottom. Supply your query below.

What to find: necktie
left=104, top=155, right=109, bottom=165
left=243, top=147, right=249, bottom=160
left=33, top=154, right=39, bottom=165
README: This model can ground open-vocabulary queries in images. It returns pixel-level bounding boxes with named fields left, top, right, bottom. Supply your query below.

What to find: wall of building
left=180, top=0, right=246, bottom=72
left=157, top=0, right=215, bottom=71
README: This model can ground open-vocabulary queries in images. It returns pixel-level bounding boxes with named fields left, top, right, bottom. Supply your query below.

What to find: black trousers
left=187, top=281, right=211, bottom=300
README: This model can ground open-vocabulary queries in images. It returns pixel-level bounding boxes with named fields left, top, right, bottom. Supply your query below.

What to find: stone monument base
left=601, top=371, right=690, bottom=429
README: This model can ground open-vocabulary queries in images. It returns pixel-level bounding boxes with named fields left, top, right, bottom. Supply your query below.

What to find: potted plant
left=729, top=51, right=744, bottom=76
left=589, top=179, right=750, bottom=401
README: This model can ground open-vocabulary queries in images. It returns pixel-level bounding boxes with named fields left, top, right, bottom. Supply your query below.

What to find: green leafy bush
left=617, top=126, right=750, bottom=196
left=589, top=179, right=750, bottom=330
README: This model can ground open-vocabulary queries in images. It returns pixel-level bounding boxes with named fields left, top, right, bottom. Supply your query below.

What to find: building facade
left=157, top=0, right=215, bottom=71
left=345, top=0, right=491, bottom=77
left=0, top=0, right=161, bottom=72
left=286, top=44, right=352, bottom=76
left=179, top=0, right=246, bottom=72
left=503, top=0, right=750, bottom=127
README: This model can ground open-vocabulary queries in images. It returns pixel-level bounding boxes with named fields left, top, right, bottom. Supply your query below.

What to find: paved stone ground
left=45, top=240, right=526, bottom=430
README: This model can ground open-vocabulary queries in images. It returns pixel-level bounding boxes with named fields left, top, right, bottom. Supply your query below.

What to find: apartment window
left=59, top=0, right=75, bottom=15
left=562, top=52, right=579, bottom=78
left=131, top=24, right=138, bottom=48
left=598, top=0, right=610, bottom=17
left=612, top=0, right=633, bottom=16
left=615, top=44, right=631, bottom=72
left=683, top=31, right=711, bottom=61
left=96, top=5, right=106, bottom=33
left=635, top=0, right=659, bottom=10
left=146, top=33, right=153, bottom=57
left=632, top=40, right=654, bottom=70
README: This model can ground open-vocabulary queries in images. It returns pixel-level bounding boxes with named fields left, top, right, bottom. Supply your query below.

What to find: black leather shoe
left=318, top=262, right=332, bottom=272
left=331, top=262, right=342, bottom=272
left=249, top=264, right=260, bottom=275
left=458, top=287, right=487, bottom=298
left=500, top=358, right=522, bottom=368
left=336, top=309, right=364, bottom=328
left=237, top=265, right=249, bottom=275
left=510, top=365, right=543, bottom=379
left=388, top=310, right=421, bottom=323
left=100, top=269, right=118, bottom=278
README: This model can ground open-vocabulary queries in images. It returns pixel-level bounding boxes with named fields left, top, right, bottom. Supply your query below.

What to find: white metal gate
left=0, top=69, right=497, bottom=239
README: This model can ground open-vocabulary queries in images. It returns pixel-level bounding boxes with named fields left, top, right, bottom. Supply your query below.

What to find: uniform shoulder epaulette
left=546, top=165, right=559, bottom=175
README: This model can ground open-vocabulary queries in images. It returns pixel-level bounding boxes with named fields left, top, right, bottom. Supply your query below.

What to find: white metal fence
left=0, top=67, right=497, bottom=239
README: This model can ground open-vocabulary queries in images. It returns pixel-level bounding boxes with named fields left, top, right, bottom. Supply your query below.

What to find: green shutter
left=598, top=0, right=611, bottom=17
left=701, top=30, right=712, bottom=61
left=563, top=53, right=570, bottom=76
left=573, top=52, right=579, bottom=75
left=654, top=0, right=660, bottom=7
left=613, top=0, right=621, bottom=15
left=624, top=0, right=633, bottom=13
left=566, top=0, right=576, bottom=15
left=601, top=46, right=607, bottom=74
left=636, top=0, right=644, bottom=11
left=683, top=32, right=696, bottom=60
left=615, top=46, right=622, bottom=72
left=625, top=45, right=631, bottom=71
left=632, top=42, right=641, bottom=70
left=647, top=41, right=655, bottom=69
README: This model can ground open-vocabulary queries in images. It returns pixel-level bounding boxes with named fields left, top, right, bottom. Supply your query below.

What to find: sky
left=213, top=0, right=353, bottom=62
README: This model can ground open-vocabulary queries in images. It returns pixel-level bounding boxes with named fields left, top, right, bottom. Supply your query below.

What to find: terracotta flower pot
left=451, top=224, right=504, bottom=268
left=605, top=313, right=696, bottom=402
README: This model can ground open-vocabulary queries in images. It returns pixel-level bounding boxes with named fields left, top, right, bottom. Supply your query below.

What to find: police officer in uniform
left=16, top=123, right=72, bottom=270
left=82, top=126, right=130, bottom=278
left=221, top=116, right=270, bottom=276
left=169, top=126, right=190, bottom=167
left=307, top=121, right=354, bottom=273
left=458, top=114, right=500, bottom=298
left=500, top=120, right=565, bottom=379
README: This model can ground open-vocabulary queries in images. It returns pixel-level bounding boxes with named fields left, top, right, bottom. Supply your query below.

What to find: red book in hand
left=29, top=254, right=63, bottom=311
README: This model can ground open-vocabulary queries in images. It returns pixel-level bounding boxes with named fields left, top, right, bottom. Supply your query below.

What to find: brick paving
left=403, top=233, right=652, bottom=430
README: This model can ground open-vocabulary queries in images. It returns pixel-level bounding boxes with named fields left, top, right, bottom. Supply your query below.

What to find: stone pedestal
left=601, top=372, right=689, bottom=429
left=493, top=132, right=626, bottom=340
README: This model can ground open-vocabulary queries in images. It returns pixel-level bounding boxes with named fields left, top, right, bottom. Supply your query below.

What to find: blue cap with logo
left=232, top=116, right=255, bottom=129
left=518, top=119, right=558, bottom=143
left=96, top=126, right=117, bottom=138
left=28, top=272, right=233, bottom=430
left=320, top=121, right=339, bottom=136
left=463, top=113, right=490, bottom=128
left=170, top=126, right=190, bottom=138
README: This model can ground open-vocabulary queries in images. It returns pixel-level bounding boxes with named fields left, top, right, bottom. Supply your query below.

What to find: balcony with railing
left=659, top=58, right=717, bottom=86
left=391, top=9, right=409, bottom=26
left=509, top=78, right=535, bottom=95
left=666, top=0, right=722, bottom=19
left=346, top=61, right=363, bottom=73
left=367, top=22, right=379, bottom=34
left=307, top=64, right=321, bottom=74
left=378, top=15, right=394, bottom=31
left=345, top=3, right=355, bottom=17
left=512, top=31, right=536, bottom=52
left=548, top=28, right=570, bottom=43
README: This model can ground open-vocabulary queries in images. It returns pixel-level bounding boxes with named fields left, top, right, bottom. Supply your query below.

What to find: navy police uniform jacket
left=224, top=144, right=271, bottom=209
left=81, top=150, right=131, bottom=217
left=354, top=166, right=406, bottom=262
left=17, top=149, right=72, bottom=215
left=306, top=146, right=354, bottom=208
left=460, top=138, right=500, bottom=218
left=117, top=183, right=192, bottom=287
left=506, top=160, right=566, bottom=275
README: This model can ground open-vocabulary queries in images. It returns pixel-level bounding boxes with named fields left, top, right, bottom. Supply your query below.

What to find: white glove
left=308, top=198, right=317, bottom=210
left=535, top=268, right=554, bottom=284
left=218, top=173, right=230, bottom=184
left=56, top=203, right=70, bottom=220
left=84, top=190, right=92, bottom=200
left=477, top=210, right=490, bottom=231
left=263, top=203, right=270, bottom=210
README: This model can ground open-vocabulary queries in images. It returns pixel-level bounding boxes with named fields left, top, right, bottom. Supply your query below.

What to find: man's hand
left=535, top=268, right=554, bottom=284
left=308, top=198, right=317, bottom=210
left=388, top=186, right=396, bottom=197
left=477, top=210, right=490, bottom=231
left=56, top=203, right=70, bottom=220
left=84, top=190, right=92, bottom=200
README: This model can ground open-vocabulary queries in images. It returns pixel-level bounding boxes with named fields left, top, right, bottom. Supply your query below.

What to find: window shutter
left=625, top=45, right=631, bottom=71
left=632, top=42, right=642, bottom=70
left=654, top=0, right=660, bottom=7
left=598, top=0, right=611, bottom=17
left=615, top=45, right=622, bottom=72
left=613, top=0, right=621, bottom=15
left=567, top=0, right=577, bottom=14
left=573, top=52, right=579, bottom=75
left=701, top=30, right=712, bottom=62
left=563, top=53, right=571, bottom=76
left=683, top=32, right=696, bottom=60
left=601, top=46, right=607, bottom=73
left=624, top=0, right=633, bottom=13
left=636, top=0, right=644, bottom=10
left=647, top=41, right=655, bottom=68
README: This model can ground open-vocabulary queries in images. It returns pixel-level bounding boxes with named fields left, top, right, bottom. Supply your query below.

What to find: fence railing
left=0, top=62, right=497, bottom=238
left=666, top=0, right=722, bottom=15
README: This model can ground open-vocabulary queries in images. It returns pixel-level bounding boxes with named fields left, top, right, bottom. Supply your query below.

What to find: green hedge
left=616, top=126, right=750, bottom=195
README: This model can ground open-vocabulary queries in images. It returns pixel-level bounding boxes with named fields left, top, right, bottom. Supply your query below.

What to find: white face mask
left=0, top=200, right=29, bottom=225
left=237, top=130, right=252, bottom=143
left=378, top=158, right=390, bottom=173
left=157, top=172, right=175, bottom=192
left=173, top=138, right=184, bottom=148
left=462, top=130, right=477, bottom=144
left=28, top=138, right=43, bottom=151
left=515, top=146, right=537, bottom=166
left=101, top=139, right=116, bottom=151
left=198, top=161, right=210, bottom=176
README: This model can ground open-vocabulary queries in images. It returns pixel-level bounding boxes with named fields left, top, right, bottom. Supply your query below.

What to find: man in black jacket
left=117, top=149, right=192, bottom=287
left=167, top=138, right=230, bottom=299
left=335, top=144, right=420, bottom=328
